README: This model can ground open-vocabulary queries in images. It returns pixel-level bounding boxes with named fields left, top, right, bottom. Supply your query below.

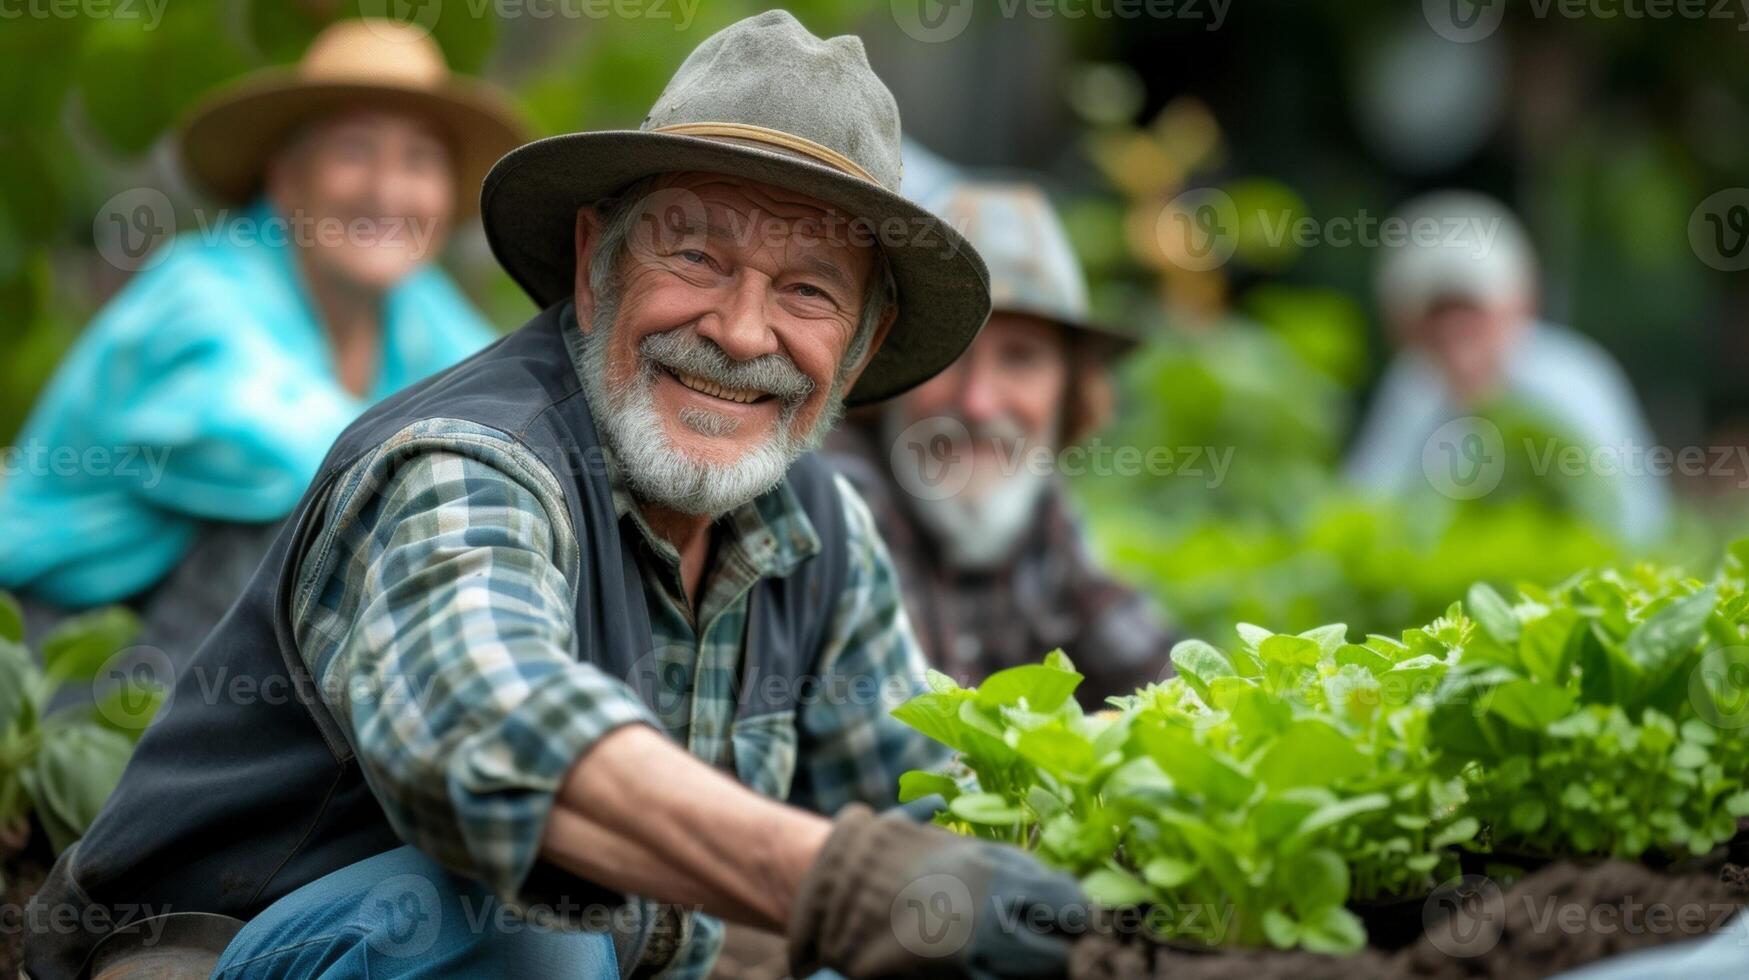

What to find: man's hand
left=788, top=805, right=1088, bottom=980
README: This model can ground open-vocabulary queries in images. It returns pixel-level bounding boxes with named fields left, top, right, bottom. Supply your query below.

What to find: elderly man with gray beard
left=826, top=178, right=1174, bottom=710
left=25, top=13, right=1087, bottom=980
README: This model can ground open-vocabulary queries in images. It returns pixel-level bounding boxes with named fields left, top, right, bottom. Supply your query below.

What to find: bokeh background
left=7, top=0, right=1749, bottom=640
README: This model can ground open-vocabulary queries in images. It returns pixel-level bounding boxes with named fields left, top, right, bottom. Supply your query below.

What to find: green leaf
left=898, top=770, right=958, bottom=805
left=976, top=664, right=1083, bottom=712
left=890, top=693, right=969, bottom=753
left=1297, top=793, right=1390, bottom=838
left=1431, top=817, right=1482, bottom=848
left=1261, top=908, right=1299, bottom=949
left=1625, top=587, right=1714, bottom=682
left=1014, top=726, right=1096, bottom=780
left=1467, top=583, right=1520, bottom=645
left=1299, top=906, right=1367, bottom=955
left=1671, top=743, right=1709, bottom=769
left=1518, top=609, right=1578, bottom=684
left=1169, top=640, right=1235, bottom=703
left=1254, top=719, right=1369, bottom=790
left=27, top=723, right=134, bottom=853
left=1509, top=798, right=1549, bottom=834
left=924, top=669, right=961, bottom=694
left=1082, top=867, right=1152, bottom=907
left=1142, top=856, right=1200, bottom=889
left=1236, top=623, right=1274, bottom=651
left=40, top=606, right=140, bottom=685
left=1725, top=790, right=1749, bottom=817
left=1042, top=649, right=1077, bottom=674
left=1482, top=679, right=1576, bottom=730
left=1281, top=848, right=1349, bottom=911
left=1134, top=720, right=1256, bottom=809
left=1335, top=643, right=1393, bottom=675
left=1299, top=624, right=1349, bottom=655
left=0, top=591, right=22, bottom=644
left=948, top=792, right=1024, bottom=825
left=0, top=638, right=38, bottom=729
left=1259, top=634, right=1322, bottom=668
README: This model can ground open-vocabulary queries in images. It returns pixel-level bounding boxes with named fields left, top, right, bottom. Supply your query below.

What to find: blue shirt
left=0, top=199, right=495, bottom=606
left=1345, top=321, right=1670, bottom=544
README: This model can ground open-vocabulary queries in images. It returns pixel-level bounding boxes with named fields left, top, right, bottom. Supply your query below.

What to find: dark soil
left=1071, top=860, right=1749, bottom=980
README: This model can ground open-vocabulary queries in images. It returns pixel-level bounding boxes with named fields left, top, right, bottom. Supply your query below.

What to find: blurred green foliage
left=1073, top=305, right=1746, bottom=640
left=0, top=0, right=863, bottom=441
left=0, top=594, right=160, bottom=865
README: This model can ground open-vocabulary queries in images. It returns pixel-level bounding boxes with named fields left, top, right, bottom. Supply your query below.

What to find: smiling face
left=883, top=312, right=1071, bottom=567
left=898, top=311, right=1072, bottom=494
left=574, top=171, right=895, bottom=515
left=1401, top=295, right=1530, bottom=405
left=267, top=109, right=456, bottom=292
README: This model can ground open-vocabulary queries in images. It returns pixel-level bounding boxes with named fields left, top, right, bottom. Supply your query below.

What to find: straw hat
left=178, top=19, right=527, bottom=218
left=480, top=11, right=991, bottom=406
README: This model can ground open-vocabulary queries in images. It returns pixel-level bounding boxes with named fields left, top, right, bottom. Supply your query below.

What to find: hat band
left=651, top=122, right=879, bottom=186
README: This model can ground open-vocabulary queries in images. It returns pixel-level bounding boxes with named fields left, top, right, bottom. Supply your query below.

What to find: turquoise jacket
left=0, top=199, right=496, bottom=606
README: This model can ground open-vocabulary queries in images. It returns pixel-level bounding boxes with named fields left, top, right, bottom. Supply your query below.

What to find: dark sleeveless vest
left=24, top=302, right=848, bottom=979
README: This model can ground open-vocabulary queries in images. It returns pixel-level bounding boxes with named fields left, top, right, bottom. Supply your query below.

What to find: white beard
left=883, top=404, right=1055, bottom=570
left=577, top=303, right=838, bottom=518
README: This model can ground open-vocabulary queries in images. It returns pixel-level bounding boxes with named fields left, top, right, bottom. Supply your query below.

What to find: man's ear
left=573, top=205, right=604, bottom=331
left=840, top=303, right=899, bottom=390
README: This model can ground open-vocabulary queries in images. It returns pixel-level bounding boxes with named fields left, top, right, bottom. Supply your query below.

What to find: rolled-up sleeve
left=289, top=419, right=660, bottom=906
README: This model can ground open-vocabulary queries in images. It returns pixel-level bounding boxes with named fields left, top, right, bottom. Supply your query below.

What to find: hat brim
left=178, top=73, right=528, bottom=219
left=992, top=301, right=1141, bottom=359
left=479, top=130, right=991, bottom=406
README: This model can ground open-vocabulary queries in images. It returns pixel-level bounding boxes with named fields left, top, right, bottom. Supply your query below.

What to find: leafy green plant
left=0, top=593, right=161, bottom=862
left=1433, top=561, right=1749, bottom=862
left=894, top=624, right=1477, bottom=953
left=892, top=544, right=1749, bottom=955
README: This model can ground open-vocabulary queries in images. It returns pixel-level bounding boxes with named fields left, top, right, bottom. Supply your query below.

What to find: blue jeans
left=210, top=846, right=618, bottom=979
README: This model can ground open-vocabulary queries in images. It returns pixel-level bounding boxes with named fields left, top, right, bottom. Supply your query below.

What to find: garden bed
left=892, top=550, right=1749, bottom=972
left=1071, top=859, right=1748, bottom=979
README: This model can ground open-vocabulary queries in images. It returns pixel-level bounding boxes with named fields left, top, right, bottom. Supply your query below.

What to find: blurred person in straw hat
left=28, top=12, right=1090, bottom=980
left=825, top=160, right=1173, bottom=710
left=0, top=19, right=526, bottom=654
left=1346, top=190, right=1668, bottom=544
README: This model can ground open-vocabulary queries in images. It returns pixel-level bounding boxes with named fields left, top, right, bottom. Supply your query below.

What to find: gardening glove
left=788, top=804, right=1086, bottom=980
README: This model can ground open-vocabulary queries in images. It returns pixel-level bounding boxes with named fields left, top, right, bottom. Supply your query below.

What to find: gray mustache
left=639, top=328, right=816, bottom=405
left=965, top=416, right=1028, bottom=447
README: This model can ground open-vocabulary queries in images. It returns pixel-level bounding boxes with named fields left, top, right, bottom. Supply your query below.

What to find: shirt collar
left=557, top=301, right=821, bottom=580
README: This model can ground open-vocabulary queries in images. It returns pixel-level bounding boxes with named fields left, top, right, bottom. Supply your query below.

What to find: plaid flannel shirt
left=289, top=322, right=948, bottom=977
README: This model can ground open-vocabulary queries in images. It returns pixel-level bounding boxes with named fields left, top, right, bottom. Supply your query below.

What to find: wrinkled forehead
left=637, top=171, right=881, bottom=275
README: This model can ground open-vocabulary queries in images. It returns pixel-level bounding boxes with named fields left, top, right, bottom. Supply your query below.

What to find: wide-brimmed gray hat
left=480, top=10, right=991, bottom=406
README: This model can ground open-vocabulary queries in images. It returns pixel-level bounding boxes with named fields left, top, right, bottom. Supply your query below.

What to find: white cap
left=1375, top=190, right=1536, bottom=328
